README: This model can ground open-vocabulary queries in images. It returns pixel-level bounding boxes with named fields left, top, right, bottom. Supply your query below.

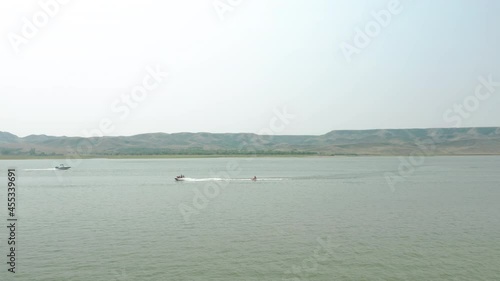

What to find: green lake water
left=0, top=156, right=499, bottom=280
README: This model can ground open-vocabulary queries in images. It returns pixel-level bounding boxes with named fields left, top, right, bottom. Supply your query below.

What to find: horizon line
left=2, top=126, right=500, bottom=139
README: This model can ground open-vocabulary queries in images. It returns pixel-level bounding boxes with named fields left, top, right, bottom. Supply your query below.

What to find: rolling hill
left=1, top=127, right=499, bottom=157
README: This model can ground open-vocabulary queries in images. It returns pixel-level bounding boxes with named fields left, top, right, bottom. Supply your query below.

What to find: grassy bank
left=1, top=153, right=500, bottom=160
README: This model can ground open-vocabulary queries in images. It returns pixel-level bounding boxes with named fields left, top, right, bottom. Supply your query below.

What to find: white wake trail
left=24, top=168, right=57, bottom=171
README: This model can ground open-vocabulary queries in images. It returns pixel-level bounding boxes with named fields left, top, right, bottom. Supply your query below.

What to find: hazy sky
left=1, top=0, right=499, bottom=137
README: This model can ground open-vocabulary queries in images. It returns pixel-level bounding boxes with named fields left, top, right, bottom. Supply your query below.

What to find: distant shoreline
left=1, top=153, right=500, bottom=160
left=0, top=154, right=324, bottom=160
left=2, top=128, right=499, bottom=158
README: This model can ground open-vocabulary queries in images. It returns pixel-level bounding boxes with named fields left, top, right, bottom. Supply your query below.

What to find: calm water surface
left=0, top=157, right=499, bottom=280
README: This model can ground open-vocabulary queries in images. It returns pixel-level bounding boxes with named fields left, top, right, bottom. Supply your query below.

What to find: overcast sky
left=1, top=0, right=499, bottom=137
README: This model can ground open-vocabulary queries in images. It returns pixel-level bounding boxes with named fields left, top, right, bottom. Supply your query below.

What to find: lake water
left=0, top=156, right=499, bottom=280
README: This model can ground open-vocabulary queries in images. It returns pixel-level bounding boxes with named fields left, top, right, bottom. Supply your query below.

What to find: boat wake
left=24, top=168, right=57, bottom=171
left=177, top=177, right=284, bottom=182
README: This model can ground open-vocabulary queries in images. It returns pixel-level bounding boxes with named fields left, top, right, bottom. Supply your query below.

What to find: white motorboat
left=55, top=164, right=71, bottom=170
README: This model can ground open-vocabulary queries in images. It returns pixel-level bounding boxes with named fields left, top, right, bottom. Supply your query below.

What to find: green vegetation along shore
left=1, top=127, right=499, bottom=158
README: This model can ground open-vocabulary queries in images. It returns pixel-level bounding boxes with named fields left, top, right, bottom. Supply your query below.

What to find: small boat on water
left=55, top=164, right=71, bottom=170
left=175, top=175, right=185, bottom=181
